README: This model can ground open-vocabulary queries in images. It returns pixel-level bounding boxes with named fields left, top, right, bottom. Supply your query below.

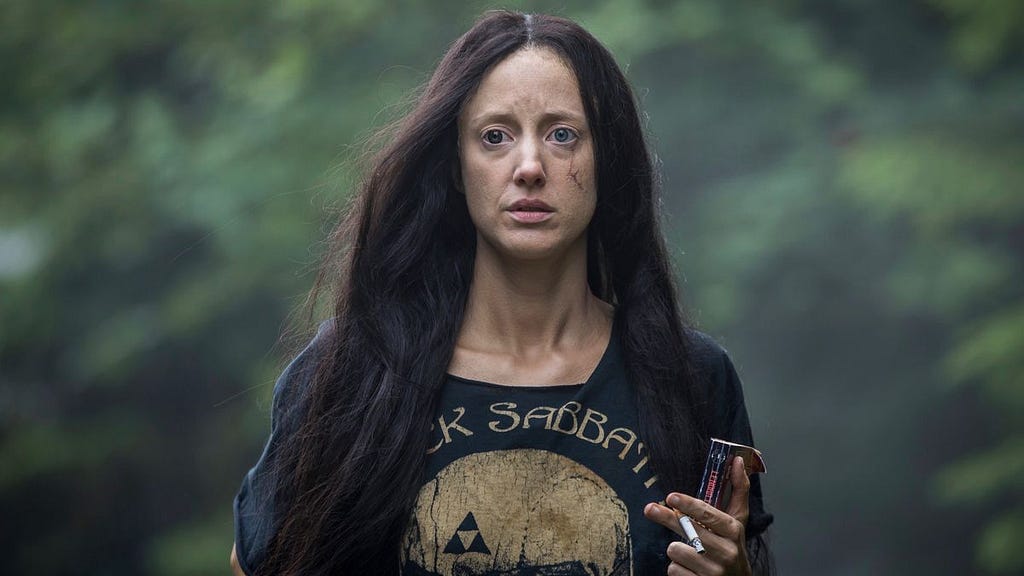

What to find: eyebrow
left=467, top=109, right=587, bottom=128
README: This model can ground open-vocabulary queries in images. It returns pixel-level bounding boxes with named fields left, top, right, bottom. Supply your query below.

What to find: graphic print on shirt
left=443, top=512, right=491, bottom=555
left=400, top=449, right=632, bottom=576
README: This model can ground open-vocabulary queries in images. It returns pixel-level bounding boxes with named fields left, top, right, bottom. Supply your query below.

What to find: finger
left=667, top=561, right=698, bottom=576
left=688, top=521, right=744, bottom=567
left=725, top=455, right=751, bottom=526
left=666, top=541, right=714, bottom=574
left=666, top=492, right=743, bottom=541
left=683, top=516, right=739, bottom=563
left=643, top=502, right=685, bottom=538
left=647, top=501, right=735, bottom=559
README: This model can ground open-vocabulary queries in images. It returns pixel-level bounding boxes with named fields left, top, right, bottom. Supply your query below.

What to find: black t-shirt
left=234, top=324, right=772, bottom=575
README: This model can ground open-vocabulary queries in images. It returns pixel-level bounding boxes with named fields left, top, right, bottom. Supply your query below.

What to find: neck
left=459, top=238, right=610, bottom=354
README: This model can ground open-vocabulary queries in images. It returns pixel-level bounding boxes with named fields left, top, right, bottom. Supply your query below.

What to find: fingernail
left=667, top=494, right=680, bottom=506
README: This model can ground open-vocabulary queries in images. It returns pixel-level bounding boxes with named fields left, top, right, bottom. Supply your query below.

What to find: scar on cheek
left=570, top=169, right=584, bottom=191
left=568, top=153, right=584, bottom=192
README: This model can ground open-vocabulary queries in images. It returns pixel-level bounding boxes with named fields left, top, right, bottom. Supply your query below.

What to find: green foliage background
left=1, top=0, right=1020, bottom=574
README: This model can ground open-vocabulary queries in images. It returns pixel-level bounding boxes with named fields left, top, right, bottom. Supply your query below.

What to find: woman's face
left=457, top=48, right=596, bottom=263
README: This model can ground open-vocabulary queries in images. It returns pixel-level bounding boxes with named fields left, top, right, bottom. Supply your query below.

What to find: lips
left=506, top=199, right=555, bottom=223
left=507, top=199, right=554, bottom=212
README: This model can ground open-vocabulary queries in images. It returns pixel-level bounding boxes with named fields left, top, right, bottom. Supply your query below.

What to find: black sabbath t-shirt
left=233, top=324, right=772, bottom=575
left=401, top=335, right=666, bottom=576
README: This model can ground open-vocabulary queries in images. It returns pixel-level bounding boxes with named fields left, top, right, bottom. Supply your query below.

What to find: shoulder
left=683, top=327, right=738, bottom=381
left=682, top=328, right=749, bottom=432
left=285, top=319, right=335, bottom=374
left=271, top=319, right=336, bottom=421
left=232, top=319, right=337, bottom=574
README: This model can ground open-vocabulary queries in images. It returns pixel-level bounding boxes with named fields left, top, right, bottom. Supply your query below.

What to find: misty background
left=1, top=0, right=1022, bottom=574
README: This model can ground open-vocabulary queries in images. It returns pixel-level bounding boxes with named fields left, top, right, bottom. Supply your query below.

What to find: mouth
left=506, top=199, right=555, bottom=223
left=503, top=198, right=552, bottom=223
left=507, top=199, right=554, bottom=213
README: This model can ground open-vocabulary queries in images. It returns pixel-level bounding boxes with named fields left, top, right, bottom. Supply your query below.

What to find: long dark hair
left=264, top=11, right=727, bottom=575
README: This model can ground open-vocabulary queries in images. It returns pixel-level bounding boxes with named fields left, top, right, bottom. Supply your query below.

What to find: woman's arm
left=230, top=543, right=246, bottom=576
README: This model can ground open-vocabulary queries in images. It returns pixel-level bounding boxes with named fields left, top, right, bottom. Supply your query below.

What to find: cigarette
left=678, top=515, right=706, bottom=554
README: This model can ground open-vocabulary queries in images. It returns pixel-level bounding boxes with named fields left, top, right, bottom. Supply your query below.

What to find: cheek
left=460, top=146, right=504, bottom=192
left=566, top=138, right=596, bottom=189
left=458, top=153, right=485, bottom=205
left=566, top=149, right=597, bottom=219
left=565, top=155, right=592, bottom=194
left=459, top=160, right=500, bottom=231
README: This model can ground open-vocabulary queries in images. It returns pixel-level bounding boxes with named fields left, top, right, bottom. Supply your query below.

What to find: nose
left=513, top=140, right=546, bottom=188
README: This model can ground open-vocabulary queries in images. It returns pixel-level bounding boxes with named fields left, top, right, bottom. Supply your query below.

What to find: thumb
left=725, top=455, right=750, bottom=526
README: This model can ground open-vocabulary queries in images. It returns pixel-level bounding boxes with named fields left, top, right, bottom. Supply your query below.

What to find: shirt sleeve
left=691, top=332, right=774, bottom=540
left=232, top=321, right=331, bottom=575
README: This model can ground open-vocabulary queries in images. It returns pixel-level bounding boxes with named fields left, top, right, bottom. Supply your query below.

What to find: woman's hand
left=643, top=456, right=752, bottom=576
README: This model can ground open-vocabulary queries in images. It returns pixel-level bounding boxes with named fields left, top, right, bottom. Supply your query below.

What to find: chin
left=505, top=246, right=566, bottom=262
left=482, top=234, right=585, bottom=264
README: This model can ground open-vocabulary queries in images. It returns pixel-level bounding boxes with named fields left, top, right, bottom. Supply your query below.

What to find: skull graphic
left=401, top=449, right=632, bottom=575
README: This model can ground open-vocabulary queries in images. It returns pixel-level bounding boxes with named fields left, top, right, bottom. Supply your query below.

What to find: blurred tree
left=838, top=0, right=1024, bottom=567
left=0, top=1, right=404, bottom=574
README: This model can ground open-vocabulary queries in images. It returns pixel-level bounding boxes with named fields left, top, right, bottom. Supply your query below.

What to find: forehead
left=460, top=48, right=585, bottom=126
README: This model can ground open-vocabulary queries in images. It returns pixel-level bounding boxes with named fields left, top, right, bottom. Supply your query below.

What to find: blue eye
left=550, top=127, right=576, bottom=144
left=484, top=129, right=506, bottom=145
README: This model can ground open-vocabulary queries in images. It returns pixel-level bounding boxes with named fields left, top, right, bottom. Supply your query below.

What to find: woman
left=232, top=11, right=773, bottom=576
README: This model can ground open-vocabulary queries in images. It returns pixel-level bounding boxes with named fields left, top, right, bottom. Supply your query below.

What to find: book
left=697, top=438, right=767, bottom=509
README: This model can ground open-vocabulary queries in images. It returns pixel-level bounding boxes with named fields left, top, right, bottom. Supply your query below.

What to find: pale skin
left=230, top=47, right=752, bottom=576
left=449, top=47, right=611, bottom=386
left=230, top=544, right=243, bottom=576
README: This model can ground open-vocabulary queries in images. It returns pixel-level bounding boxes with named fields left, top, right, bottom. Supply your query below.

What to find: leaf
left=841, top=133, right=1024, bottom=234
left=933, top=435, right=1024, bottom=505
left=977, top=509, right=1024, bottom=575
left=946, top=301, right=1024, bottom=410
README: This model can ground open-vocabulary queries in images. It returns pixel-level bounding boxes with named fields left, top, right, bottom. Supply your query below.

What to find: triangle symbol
left=467, top=532, right=491, bottom=554
left=457, top=530, right=476, bottom=549
left=457, top=512, right=479, bottom=531
left=443, top=532, right=466, bottom=554
left=442, top=512, right=491, bottom=556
